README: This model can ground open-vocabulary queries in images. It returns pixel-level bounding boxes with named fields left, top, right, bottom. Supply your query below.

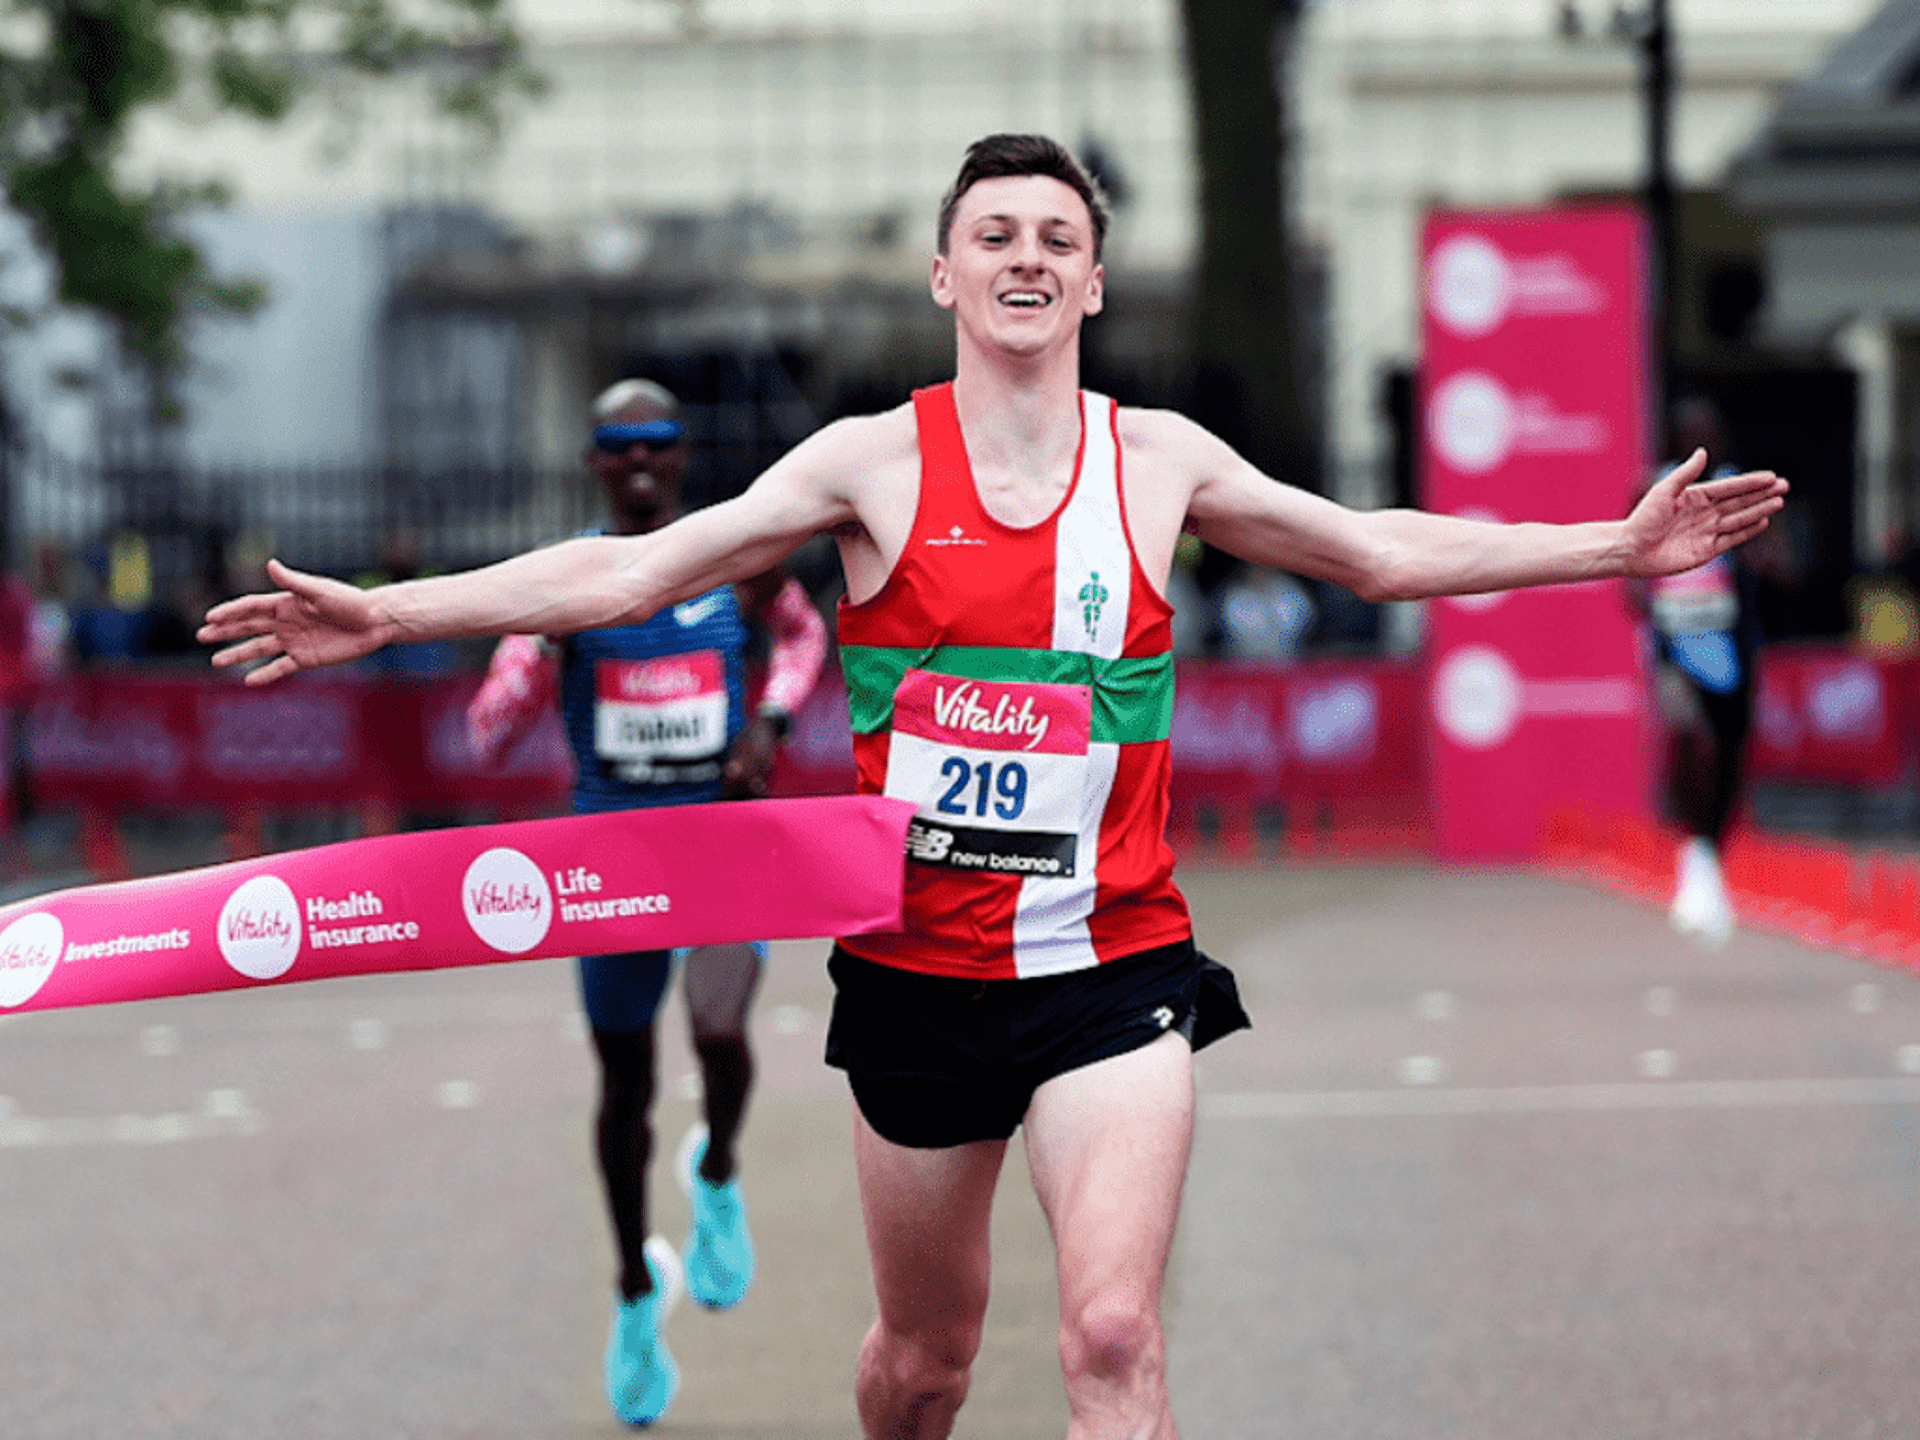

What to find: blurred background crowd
left=2, top=0, right=1919, bottom=850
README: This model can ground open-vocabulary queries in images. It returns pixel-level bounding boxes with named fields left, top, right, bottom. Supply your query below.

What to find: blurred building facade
left=0, top=0, right=1900, bottom=642
left=1292, top=0, right=1885, bottom=644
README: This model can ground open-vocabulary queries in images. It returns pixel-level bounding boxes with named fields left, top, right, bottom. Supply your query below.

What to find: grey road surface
left=6, top=863, right=1920, bottom=1438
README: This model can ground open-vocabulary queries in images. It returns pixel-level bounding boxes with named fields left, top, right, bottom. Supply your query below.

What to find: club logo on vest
left=0, top=911, right=63, bottom=1008
left=218, top=875, right=302, bottom=981
left=1078, top=571, right=1108, bottom=641
left=925, top=524, right=987, bottom=548
left=462, top=846, right=554, bottom=954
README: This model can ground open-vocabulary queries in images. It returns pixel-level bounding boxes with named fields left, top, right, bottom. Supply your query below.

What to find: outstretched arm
left=199, top=421, right=868, bottom=686
left=1179, top=420, right=1786, bottom=602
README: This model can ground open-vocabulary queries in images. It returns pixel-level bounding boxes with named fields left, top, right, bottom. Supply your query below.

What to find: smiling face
left=585, top=391, right=688, bottom=536
left=931, top=174, right=1105, bottom=364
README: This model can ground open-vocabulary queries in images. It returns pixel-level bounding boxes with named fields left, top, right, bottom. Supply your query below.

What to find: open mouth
left=998, top=290, right=1052, bottom=310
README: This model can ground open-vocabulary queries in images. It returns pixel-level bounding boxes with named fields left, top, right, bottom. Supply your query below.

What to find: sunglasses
left=593, top=420, right=686, bottom=454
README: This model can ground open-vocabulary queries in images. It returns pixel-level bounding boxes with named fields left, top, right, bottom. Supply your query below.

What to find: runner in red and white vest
left=836, top=381, right=1188, bottom=980
left=204, top=135, right=1788, bottom=1440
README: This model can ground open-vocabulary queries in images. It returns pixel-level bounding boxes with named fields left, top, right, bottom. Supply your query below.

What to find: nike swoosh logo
left=673, top=594, right=727, bottom=627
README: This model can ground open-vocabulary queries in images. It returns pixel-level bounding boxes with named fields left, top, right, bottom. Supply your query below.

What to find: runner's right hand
left=199, top=559, right=397, bottom=686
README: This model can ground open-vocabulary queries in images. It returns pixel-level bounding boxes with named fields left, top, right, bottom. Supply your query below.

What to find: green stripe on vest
left=840, top=644, right=1174, bottom=744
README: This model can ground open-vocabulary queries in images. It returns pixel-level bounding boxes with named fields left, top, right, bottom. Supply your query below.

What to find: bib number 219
left=936, top=756, right=1028, bottom=820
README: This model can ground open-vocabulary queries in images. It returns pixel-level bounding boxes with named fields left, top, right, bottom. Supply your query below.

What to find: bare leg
left=681, top=942, right=762, bottom=1181
left=1023, top=1032, right=1193, bottom=1440
left=851, top=1107, right=1008, bottom=1440
left=589, top=1025, right=659, bottom=1300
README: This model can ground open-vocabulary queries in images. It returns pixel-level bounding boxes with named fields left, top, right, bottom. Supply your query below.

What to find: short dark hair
left=937, top=134, right=1110, bottom=261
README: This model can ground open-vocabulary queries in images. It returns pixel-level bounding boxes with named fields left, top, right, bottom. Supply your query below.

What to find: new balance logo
left=906, top=823, right=954, bottom=862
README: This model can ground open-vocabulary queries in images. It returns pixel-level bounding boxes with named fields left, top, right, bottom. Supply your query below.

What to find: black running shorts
left=824, top=938, right=1250, bottom=1149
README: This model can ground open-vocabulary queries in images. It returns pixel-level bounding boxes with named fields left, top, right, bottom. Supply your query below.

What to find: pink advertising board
left=1420, top=206, right=1655, bottom=860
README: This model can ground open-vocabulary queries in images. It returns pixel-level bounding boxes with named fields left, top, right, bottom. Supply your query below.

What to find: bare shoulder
left=1114, top=404, right=1219, bottom=469
left=1113, top=403, right=1232, bottom=517
left=783, top=400, right=921, bottom=555
left=1110, top=406, right=1221, bottom=587
left=786, top=401, right=919, bottom=484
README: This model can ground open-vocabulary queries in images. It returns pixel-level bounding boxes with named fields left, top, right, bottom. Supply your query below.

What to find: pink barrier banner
left=24, top=670, right=857, bottom=813
left=1168, top=659, right=1424, bottom=806
left=0, top=795, right=914, bottom=1015
left=1750, top=646, right=1916, bottom=788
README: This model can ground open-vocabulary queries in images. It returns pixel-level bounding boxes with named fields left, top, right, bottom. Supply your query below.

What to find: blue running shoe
left=604, top=1236, right=682, bottom=1426
left=676, top=1123, right=755, bottom=1309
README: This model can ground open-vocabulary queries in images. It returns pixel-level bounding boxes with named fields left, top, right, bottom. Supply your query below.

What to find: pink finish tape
left=0, top=796, right=914, bottom=1015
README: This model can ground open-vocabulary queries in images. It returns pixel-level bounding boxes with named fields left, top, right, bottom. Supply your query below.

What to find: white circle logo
left=1429, top=371, right=1515, bottom=475
left=463, top=847, right=553, bottom=955
left=217, top=875, right=302, bottom=981
left=1435, top=645, right=1523, bottom=750
left=0, top=911, right=64, bottom=1008
left=1429, top=234, right=1511, bottom=337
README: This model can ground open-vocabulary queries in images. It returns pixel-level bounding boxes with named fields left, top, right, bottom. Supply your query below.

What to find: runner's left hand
left=722, top=717, right=781, bottom=798
left=1622, top=449, right=1787, bottom=578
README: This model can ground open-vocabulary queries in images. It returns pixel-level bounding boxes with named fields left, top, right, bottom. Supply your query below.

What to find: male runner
left=1643, top=397, right=1761, bottom=945
left=465, top=377, right=826, bottom=1426
left=202, top=134, right=1787, bottom=1440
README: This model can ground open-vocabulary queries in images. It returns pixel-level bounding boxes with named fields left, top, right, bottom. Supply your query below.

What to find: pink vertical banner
left=1420, top=206, right=1655, bottom=861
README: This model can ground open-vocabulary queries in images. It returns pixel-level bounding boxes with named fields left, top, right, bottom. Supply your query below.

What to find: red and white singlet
left=836, top=383, right=1191, bottom=980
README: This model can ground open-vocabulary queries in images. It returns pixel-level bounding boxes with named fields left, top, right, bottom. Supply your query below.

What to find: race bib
left=1650, top=555, right=1738, bottom=637
left=594, top=652, right=728, bottom=769
left=884, top=668, right=1088, bottom=879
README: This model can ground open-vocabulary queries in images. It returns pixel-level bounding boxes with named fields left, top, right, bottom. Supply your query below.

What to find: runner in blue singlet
left=1645, top=398, right=1763, bottom=945
left=468, top=378, right=825, bottom=1427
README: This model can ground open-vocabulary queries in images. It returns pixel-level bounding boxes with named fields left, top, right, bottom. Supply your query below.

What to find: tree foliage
left=0, top=0, right=542, bottom=375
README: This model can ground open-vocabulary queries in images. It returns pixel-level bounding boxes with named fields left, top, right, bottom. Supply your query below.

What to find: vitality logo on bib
left=894, top=671, right=1090, bottom=755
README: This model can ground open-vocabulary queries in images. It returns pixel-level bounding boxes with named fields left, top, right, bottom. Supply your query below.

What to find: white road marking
left=1417, top=991, right=1456, bottom=1022
left=1398, top=1055, right=1446, bottom=1085
left=139, top=1024, right=179, bottom=1058
left=1851, top=983, right=1882, bottom=1014
left=769, top=1004, right=810, bottom=1036
left=0, top=1088, right=263, bottom=1147
left=1202, top=1075, right=1920, bottom=1121
left=1637, top=1048, right=1677, bottom=1079
left=437, top=1080, right=478, bottom=1109
left=1643, top=986, right=1677, bottom=1018
left=205, top=1088, right=248, bottom=1118
left=347, top=1018, right=387, bottom=1051
left=1896, top=1046, right=1920, bottom=1075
